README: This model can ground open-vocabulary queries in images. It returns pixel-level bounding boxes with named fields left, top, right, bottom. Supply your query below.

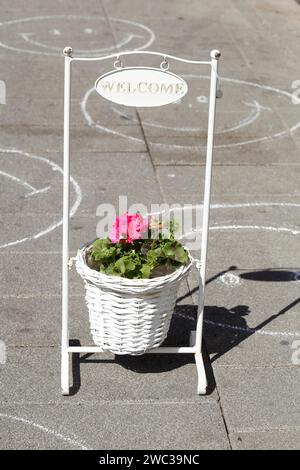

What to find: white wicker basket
left=75, top=244, right=193, bottom=355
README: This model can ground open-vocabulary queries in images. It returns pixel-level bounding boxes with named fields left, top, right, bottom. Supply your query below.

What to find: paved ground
left=0, top=0, right=300, bottom=450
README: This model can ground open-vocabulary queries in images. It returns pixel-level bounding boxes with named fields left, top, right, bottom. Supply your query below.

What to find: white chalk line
left=0, top=15, right=155, bottom=56
left=112, top=99, right=266, bottom=134
left=82, top=88, right=140, bottom=144
left=82, top=75, right=300, bottom=149
left=210, top=202, right=300, bottom=209
left=204, top=319, right=300, bottom=338
left=180, top=225, right=300, bottom=239
left=20, top=32, right=142, bottom=54
left=170, top=202, right=300, bottom=237
left=152, top=202, right=300, bottom=217
left=211, top=225, right=300, bottom=236
left=0, top=148, right=82, bottom=249
left=173, top=202, right=300, bottom=337
left=221, top=100, right=269, bottom=134
left=218, top=272, right=241, bottom=286
left=174, top=311, right=300, bottom=338
left=0, top=413, right=91, bottom=450
left=0, top=170, right=50, bottom=196
left=175, top=201, right=300, bottom=336
left=152, top=201, right=300, bottom=214
left=26, top=186, right=51, bottom=198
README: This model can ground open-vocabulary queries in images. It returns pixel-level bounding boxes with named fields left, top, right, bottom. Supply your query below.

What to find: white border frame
left=61, top=48, right=221, bottom=395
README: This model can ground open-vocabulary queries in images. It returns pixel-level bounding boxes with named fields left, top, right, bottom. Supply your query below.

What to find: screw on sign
left=0, top=79, right=5, bottom=104
left=291, top=340, right=300, bottom=365
left=0, top=340, right=6, bottom=364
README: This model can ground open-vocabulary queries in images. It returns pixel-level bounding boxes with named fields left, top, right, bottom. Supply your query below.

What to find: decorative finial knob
left=63, top=46, right=73, bottom=57
left=210, top=49, right=221, bottom=59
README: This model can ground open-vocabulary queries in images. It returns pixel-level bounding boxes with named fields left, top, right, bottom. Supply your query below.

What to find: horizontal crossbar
left=67, top=346, right=197, bottom=354
left=70, top=50, right=212, bottom=65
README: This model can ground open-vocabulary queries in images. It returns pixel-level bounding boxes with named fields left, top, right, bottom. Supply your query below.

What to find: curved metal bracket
left=67, top=48, right=219, bottom=65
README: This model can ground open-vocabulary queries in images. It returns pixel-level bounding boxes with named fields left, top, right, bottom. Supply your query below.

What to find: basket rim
left=75, top=242, right=194, bottom=292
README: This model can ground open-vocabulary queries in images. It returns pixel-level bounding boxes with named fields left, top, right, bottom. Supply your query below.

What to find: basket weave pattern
left=75, top=246, right=193, bottom=355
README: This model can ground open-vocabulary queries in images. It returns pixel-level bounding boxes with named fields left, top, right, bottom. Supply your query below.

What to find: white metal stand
left=61, top=47, right=221, bottom=395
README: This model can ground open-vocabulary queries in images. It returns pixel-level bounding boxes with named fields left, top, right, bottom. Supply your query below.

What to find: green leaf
left=92, top=238, right=117, bottom=263
left=174, top=246, right=188, bottom=264
left=140, top=264, right=152, bottom=278
left=147, top=246, right=162, bottom=264
left=124, top=258, right=136, bottom=272
left=162, top=242, right=175, bottom=258
left=114, top=258, right=126, bottom=274
left=92, top=238, right=111, bottom=251
left=105, top=264, right=119, bottom=276
left=88, top=234, right=187, bottom=279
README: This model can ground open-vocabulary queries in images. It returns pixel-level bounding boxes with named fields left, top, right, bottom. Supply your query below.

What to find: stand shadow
left=178, top=267, right=300, bottom=364
left=68, top=339, right=116, bottom=396
left=69, top=307, right=215, bottom=395
left=69, top=267, right=299, bottom=396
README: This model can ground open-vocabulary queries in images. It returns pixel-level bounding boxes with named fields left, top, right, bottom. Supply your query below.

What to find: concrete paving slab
left=0, top=401, right=229, bottom=449
left=0, top=295, right=87, bottom=347
left=204, top=324, right=299, bottom=369
left=1, top=99, right=149, bottom=140
left=0, top=153, right=161, bottom=213
left=0, top=347, right=217, bottom=404
left=0, top=131, right=147, bottom=155
left=0, top=215, right=101, bottom=253
left=1, top=0, right=300, bottom=451
left=180, top=268, right=300, bottom=368
left=188, top=230, right=300, bottom=273
left=0, top=252, right=80, bottom=296
left=214, top=366, right=300, bottom=432
left=230, top=428, right=300, bottom=450
left=149, top=135, right=300, bottom=166
left=0, top=128, right=146, bottom=155
left=157, top=165, right=300, bottom=204
left=0, top=278, right=194, bottom=347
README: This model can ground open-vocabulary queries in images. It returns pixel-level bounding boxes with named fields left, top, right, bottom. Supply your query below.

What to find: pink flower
left=109, top=212, right=148, bottom=244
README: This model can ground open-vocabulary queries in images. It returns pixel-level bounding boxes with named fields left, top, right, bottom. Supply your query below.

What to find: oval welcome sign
left=95, top=67, right=188, bottom=107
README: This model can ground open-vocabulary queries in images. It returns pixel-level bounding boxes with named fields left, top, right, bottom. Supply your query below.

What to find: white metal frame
left=61, top=47, right=221, bottom=395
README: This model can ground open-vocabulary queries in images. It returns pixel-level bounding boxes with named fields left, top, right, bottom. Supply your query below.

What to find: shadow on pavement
left=240, top=269, right=299, bottom=282
left=68, top=267, right=300, bottom=396
left=68, top=308, right=216, bottom=395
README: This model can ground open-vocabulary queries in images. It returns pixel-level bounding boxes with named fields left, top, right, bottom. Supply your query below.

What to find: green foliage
left=89, top=235, right=188, bottom=279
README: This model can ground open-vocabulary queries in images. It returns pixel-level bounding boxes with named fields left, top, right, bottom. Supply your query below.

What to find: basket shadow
left=171, top=303, right=254, bottom=366
left=68, top=305, right=215, bottom=395
left=115, top=303, right=215, bottom=394
left=115, top=304, right=198, bottom=373
left=68, top=266, right=300, bottom=396
left=204, top=305, right=251, bottom=363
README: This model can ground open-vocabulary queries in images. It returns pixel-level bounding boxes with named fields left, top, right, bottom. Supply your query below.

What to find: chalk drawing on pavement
left=0, top=413, right=91, bottom=450
left=0, top=16, right=155, bottom=56
left=0, top=148, right=82, bottom=249
left=82, top=76, right=300, bottom=149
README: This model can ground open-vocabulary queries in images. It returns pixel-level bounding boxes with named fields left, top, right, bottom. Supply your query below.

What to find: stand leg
left=192, top=51, right=220, bottom=395
left=61, top=49, right=72, bottom=397
left=195, top=352, right=207, bottom=395
left=61, top=348, right=70, bottom=395
left=190, top=330, right=207, bottom=395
